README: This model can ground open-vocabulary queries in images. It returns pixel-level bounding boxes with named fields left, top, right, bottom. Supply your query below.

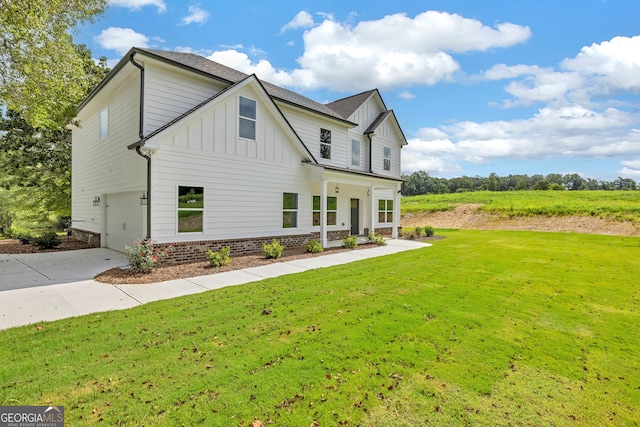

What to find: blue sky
left=75, top=0, right=640, bottom=181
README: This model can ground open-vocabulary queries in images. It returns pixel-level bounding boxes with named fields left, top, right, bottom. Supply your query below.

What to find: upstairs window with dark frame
left=283, top=192, right=298, bottom=228
left=378, top=199, right=393, bottom=223
left=320, top=128, right=331, bottom=159
left=383, top=146, right=391, bottom=171
left=178, top=186, right=204, bottom=233
left=239, top=96, right=256, bottom=140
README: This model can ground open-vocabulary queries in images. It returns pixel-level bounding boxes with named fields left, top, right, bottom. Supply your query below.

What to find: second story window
left=239, top=96, right=256, bottom=140
left=320, top=128, right=331, bottom=159
left=383, top=146, right=391, bottom=171
left=100, top=107, right=109, bottom=139
left=351, top=139, right=360, bottom=166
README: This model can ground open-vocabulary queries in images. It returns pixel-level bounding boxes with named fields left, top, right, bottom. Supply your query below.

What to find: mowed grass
left=1, top=230, right=639, bottom=426
left=402, top=190, right=640, bottom=222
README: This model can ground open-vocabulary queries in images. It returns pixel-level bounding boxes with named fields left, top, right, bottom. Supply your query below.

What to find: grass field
left=402, top=190, right=640, bottom=222
left=1, top=230, right=638, bottom=426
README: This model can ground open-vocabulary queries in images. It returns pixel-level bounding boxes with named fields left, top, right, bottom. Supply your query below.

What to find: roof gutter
left=129, top=52, right=151, bottom=239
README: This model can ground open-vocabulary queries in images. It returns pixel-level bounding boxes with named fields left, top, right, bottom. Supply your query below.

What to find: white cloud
left=180, top=5, right=210, bottom=26
left=619, top=157, right=640, bottom=177
left=562, top=35, right=640, bottom=92
left=398, top=91, right=415, bottom=100
left=207, top=50, right=295, bottom=87
left=94, top=27, right=149, bottom=56
left=402, top=106, right=640, bottom=174
left=280, top=11, right=314, bottom=34
left=108, top=0, right=166, bottom=13
left=210, top=10, right=529, bottom=92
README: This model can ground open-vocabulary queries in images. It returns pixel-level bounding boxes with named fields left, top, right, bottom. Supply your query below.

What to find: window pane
left=387, top=200, right=393, bottom=210
left=178, top=186, right=204, bottom=208
left=283, top=211, right=297, bottom=228
left=178, top=210, right=203, bottom=232
left=378, top=200, right=386, bottom=211
left=327, top=196, right=337, bottom=211
left=387, top=212, right=394, bottom=223
left=239, top=117, right=256, bottom=140
left=320, top=143, right=331, bottom=159
left=239, top=96, right=256, bottom=119
left=327, top=212, right=337, bottom=226
left=378, top=212, right=386, bottom=223
left=320, top=128, right=331, bottom=144
left=283, top=193, right=298, bottom=209
left=384, top=147, right=391, bottom=158
left=100, top=108, right=108, bottom=139
left=351, top=140, right=360, bottom=166
left=313, top=195, right=320, bottom=211
left=384, top=159, right=391, bottom=171
left=313, top=212, right=320, bottom=226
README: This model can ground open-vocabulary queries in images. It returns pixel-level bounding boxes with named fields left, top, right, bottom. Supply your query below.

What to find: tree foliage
left=0, top=0, right=107, bottom=127
left=402, top=171, right=638, bottom=196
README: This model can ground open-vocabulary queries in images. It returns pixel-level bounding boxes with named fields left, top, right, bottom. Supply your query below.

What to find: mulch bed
left=0, top=238, right=93, bottom=254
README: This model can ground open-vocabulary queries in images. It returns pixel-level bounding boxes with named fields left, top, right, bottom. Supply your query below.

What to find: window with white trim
left=351, top=139, right=360, bottom=166
left=320, top=128, right=331, bottom=159
left=100, top=107, right=109, bottom=139
left=283, top=192, right=298, bottom=228
left=312, top=195, right=337, bottom=226
left=178, top=186, right=204, bottom=233
left=383, top=146, right=391, bottom=171
left=239, top=96, right=256, bottom=140
left=378, top=199, right=393, bottom=223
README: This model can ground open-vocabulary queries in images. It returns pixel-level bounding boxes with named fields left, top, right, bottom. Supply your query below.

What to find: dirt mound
left=402, top=203, right=640, bottom=236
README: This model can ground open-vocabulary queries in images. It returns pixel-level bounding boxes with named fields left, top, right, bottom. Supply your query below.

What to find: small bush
left=32, top=231, right=61, bottom=249
left=126, top=239, right=172, bottom=274
left=207, top=246, right=231, bottom=267
left=414, top=226, right=424, bottom=237
left=263, top=239, right=284, bottom=259
left=15, top=232, right=33, bottom=244
left=367, top=232, right=386, bottom=246
left=424, top=226, right=435, bottom=237
left=342, top=235, right=358, bottom=249
left=3, top=228, right=14, bottom=238
left=306, top=240, right=324, bottom=253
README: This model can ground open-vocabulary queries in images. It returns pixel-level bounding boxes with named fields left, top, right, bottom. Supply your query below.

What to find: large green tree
left=0, top=0, right=107, bottom=127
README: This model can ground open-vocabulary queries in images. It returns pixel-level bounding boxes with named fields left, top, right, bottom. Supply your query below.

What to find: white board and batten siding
left=370, top=117, right=402, bottom=178
left=149, top=86, right=313, bottom=243
left=71, top=75, right=147, bottom=237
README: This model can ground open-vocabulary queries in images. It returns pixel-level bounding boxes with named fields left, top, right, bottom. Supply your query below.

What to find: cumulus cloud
left=619, top=157, right=640, bottom=177
left=108, top=0, right=166, bottom=13
left=402, top=105, right=640, bottom=175
left=180, top=5, right=210, bottom=26
left=94, top=27, right=149, bottom=56
left=280, top=11, right=314, bottom=34
left=207, top=50, right=296, bottom=87
left=208, top=10, right=530, bottom=92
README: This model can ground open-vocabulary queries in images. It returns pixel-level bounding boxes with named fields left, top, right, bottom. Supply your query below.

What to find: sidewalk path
left=0, top=239, right=430, bottom=330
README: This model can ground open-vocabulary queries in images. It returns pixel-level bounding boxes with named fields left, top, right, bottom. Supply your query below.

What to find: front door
left=350, top=198, right=360, bottom=235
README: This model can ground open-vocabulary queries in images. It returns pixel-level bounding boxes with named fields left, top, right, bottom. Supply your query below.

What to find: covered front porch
left=305, top=164, right=403, bottom=248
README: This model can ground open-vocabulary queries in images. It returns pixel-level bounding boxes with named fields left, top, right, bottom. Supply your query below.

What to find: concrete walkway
left=0, top=239, right=430, bottom=330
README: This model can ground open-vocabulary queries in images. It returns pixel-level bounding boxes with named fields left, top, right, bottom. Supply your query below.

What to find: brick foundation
left=70, top=228, right=101, bottom=248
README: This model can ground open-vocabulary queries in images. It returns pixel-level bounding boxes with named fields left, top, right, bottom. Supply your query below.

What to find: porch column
left=392, top=186, right=399, bottom=239
left=321, top=179, right=328, bottom=247
left=369, top=186, right=375, bottom=235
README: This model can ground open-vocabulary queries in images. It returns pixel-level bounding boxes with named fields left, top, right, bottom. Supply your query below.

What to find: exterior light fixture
left=367, top=189, right=370, bottom=196
left=92, top=196, right=101, bottom=206
left=140, top=191, right=148, bottom=205
left=335, top=184, right=339, bottom=194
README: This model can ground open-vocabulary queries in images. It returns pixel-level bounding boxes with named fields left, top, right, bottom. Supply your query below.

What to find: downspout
left=367, top=133, right=373, bottom=174
left=129, top=53, right=151, bottom=239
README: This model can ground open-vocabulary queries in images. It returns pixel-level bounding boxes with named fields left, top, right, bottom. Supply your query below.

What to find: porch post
left=369, top=186, right=375, bottom=235
left=392, top=185, right=399, bottom=239
left=321, top=179, right=328, bottom=247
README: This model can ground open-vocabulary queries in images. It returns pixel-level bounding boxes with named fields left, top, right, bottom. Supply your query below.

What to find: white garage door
left=105, top=191, right=145, bottom=253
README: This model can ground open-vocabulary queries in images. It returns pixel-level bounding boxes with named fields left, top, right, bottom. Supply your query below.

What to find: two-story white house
left=71, top=48, right=407, bottom=262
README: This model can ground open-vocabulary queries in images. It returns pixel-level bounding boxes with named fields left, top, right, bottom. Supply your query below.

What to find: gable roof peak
left=326, top=89, right=385, bottom=119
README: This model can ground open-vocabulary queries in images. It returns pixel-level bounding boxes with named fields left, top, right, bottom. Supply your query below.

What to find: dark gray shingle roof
left=325, top=90, right=378, bottom=119
left=140, top=49, right=353, bottom=124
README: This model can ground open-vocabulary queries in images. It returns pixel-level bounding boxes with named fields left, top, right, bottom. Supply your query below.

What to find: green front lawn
left=1, top=230, right=638, bottom=426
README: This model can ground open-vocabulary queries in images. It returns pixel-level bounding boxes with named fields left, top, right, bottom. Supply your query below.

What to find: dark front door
left=350, top=198, right=360, bottom=235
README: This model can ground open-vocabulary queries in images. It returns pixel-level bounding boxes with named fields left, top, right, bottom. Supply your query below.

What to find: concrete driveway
left=0, top=248, right=128, bottom=291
